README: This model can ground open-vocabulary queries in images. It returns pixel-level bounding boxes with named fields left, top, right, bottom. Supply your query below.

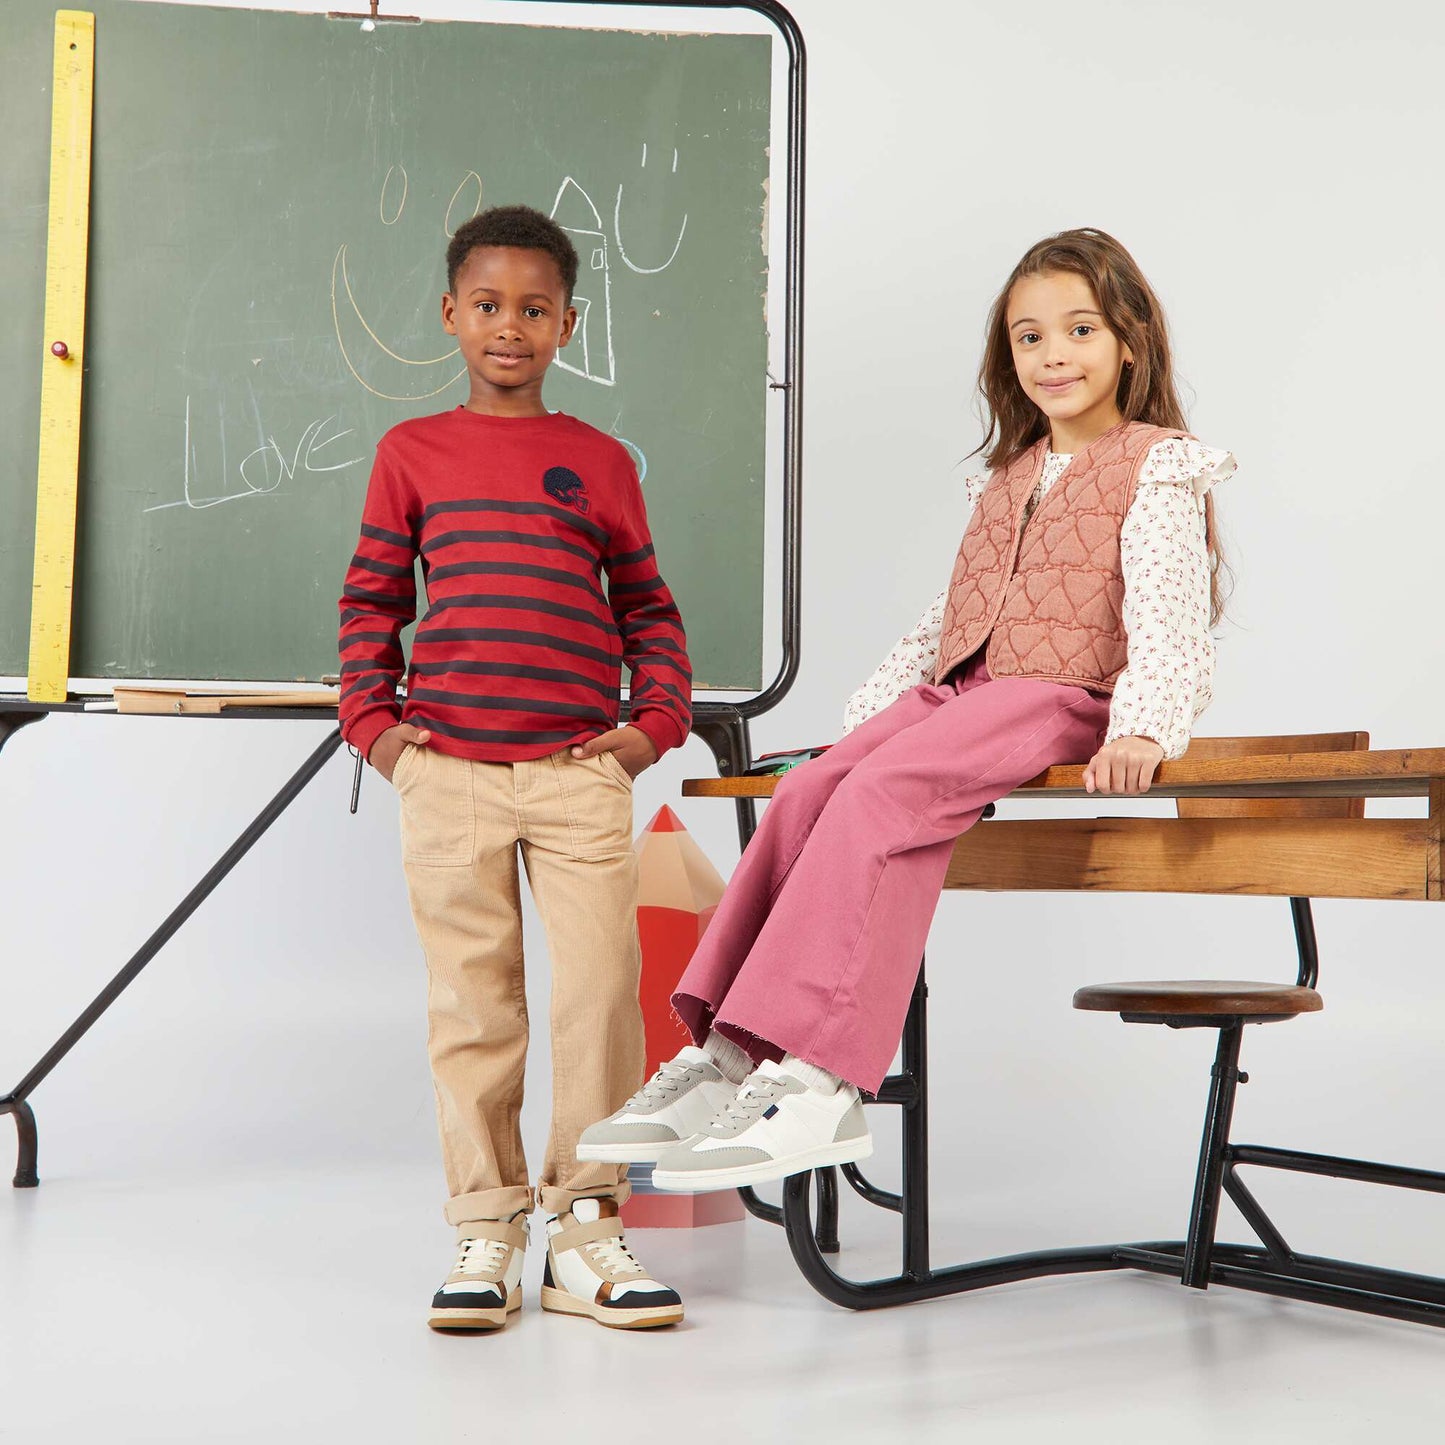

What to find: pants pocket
left=390, top=741, right=418, bottom=790
left=398, top=748, right=476, bottom=866
left=556, top=753, right=633, bottom=860
left=597, top=749, right=635, bottom=788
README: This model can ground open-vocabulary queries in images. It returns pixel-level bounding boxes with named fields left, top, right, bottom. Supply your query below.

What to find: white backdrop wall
left=4, top=0, right=1444, bottom=1287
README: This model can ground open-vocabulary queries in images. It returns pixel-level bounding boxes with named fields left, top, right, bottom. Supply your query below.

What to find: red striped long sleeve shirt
left=338, top=408, right=691, bottom=764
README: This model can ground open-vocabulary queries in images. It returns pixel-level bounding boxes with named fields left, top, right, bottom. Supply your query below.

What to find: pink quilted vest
left=933, top=421, right=1189, bottom=692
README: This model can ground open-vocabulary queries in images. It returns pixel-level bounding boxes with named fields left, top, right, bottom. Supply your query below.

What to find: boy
left=338, top=205, right=692, bottom=1331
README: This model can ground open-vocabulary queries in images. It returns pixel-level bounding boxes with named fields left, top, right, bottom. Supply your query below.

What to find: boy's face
left=442, top=245, right=576, bottom=415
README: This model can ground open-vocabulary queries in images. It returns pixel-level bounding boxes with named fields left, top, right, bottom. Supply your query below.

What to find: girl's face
left=1006, top=270, right=1132, bottom=450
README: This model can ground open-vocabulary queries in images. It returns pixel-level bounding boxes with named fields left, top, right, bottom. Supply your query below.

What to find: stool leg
left=1181, top=1021, right=1245, bottom=1290
left=814, top=1167, right=840, bottom=1253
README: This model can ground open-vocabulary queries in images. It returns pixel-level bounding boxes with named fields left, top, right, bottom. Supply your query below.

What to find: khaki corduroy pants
left=392, top=742, right=645, bottom=1224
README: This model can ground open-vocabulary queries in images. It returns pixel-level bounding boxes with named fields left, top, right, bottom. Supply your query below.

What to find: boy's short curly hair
left=446, top=205, right=579, bottom=300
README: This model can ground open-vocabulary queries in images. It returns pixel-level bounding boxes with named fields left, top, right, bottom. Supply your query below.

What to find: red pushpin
left=51, top=341, right=70, bottom=359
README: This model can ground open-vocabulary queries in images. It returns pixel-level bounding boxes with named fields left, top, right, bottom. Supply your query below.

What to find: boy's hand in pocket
left=371, top=724, right=432, bottom=784
left=570, top=725, right=657, bottom=779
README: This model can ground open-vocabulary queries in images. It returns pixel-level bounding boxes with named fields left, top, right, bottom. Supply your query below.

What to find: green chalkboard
left=1, top=0, right=770, bottom=688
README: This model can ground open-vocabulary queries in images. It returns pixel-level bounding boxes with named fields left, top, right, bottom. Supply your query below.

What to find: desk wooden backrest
left=1177, top=732, right=1371, bottom=821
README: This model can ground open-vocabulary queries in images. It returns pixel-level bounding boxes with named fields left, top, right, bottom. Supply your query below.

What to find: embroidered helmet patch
left=543, top=465, right=590, bottom=514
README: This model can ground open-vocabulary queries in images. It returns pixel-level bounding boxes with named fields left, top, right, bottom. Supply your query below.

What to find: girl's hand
left=570, top=724, right=658, bottom=779
left=1083, top=736, right=1164, bottom=795
left=371, top=723, right=432, bottom=784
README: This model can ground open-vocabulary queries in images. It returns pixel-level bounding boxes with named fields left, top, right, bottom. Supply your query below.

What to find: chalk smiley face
left=331, top=165, right=484, bottom=401
left=333, top=151, right=687, bottom=402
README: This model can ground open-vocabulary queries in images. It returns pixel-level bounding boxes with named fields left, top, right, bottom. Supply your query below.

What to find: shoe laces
left=628, top=1057, right=703, bottom=1109
left=455, top=1236, right=511, bottom=1280
left=714, top=1072, right=785, bottom=1128
left=584, top=1234, right=646, bottom=1279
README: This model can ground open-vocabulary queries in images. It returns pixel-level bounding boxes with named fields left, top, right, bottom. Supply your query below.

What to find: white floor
left=4, top=1136, right=1443, bottom=1442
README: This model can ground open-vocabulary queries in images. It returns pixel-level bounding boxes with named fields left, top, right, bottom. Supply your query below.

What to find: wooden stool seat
left=1073, top=980, right=1323, bottom=1021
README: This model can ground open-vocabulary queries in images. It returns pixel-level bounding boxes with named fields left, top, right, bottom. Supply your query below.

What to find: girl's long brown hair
left=974, top=228, right=1229, bottom=626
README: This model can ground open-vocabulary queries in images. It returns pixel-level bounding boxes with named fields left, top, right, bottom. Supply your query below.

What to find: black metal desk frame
left=706, top=763, right=1445, bottom=1328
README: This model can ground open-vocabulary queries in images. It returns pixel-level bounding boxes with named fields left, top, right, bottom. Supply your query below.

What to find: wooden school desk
left=682, top=739, right=1445, bottom=1327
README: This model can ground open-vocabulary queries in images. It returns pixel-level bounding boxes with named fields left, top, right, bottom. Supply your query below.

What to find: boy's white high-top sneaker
left=575, top=1045, right=739, bottom=1162
left=426, top=1216, right=527, bottom=1332
left=651, top=1059, right=872, bottom=1192
left=541, top=1198, right=683, bottom=1329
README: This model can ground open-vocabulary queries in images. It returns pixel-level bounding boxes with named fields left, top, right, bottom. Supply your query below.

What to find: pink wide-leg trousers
left=672, top=661, right=1111, bottom=1093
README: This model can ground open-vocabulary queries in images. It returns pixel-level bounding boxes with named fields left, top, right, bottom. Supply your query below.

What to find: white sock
left=781, top=1053, right=843, bottom=1095
left=701, top=1031, right=753, bottom=1085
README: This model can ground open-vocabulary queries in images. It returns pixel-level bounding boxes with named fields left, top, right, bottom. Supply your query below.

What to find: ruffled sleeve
left=1130, top=437, right=1236, bottom=496
left=1105, top=439, right=1235, bottom=759
left=961, top=469, right=990, bottom=508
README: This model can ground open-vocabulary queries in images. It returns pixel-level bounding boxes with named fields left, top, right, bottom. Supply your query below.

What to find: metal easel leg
left=0, top=709, right=46, bottom=757
left=1, top=727, right=344, bottom=1186
left=0, top=1099, right=39, bottom=1188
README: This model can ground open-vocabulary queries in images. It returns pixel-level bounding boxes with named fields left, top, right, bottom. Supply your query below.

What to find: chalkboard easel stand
left=6, top=0, right=808, bottom=1197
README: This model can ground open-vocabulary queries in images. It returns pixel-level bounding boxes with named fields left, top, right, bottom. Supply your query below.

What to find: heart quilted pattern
left=934, top=422, right=1189, bottom=691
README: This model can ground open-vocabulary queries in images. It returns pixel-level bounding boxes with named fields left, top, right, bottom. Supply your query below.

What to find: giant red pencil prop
left=621, top=804, right=744, bottom=1229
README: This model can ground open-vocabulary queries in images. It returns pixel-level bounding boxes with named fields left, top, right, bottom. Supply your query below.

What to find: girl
left=579, top=229, right=1233, bottom=1190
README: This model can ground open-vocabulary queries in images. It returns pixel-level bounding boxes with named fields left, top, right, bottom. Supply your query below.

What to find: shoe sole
left=540, top=1285, right=682, bottom=1330
left=427, top=1293, right=522, bottom=1332
left=574, top=1139, right=679, bottom=1163
left=651, top=1135, right=873, bottom=1192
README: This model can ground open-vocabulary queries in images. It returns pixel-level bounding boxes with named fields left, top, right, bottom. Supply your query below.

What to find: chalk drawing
left=613, top=183, right=687, bottom=276
left=379, top=164, right=407, bottom=226
left=550, top=176, right=616, bottom=387
left=146, top=397, right=364, bottom=513
left=444, top=171, right=483, bottom=236
left=331, top=244, right=465, bottom=401
left=334, top=153, right=685, bottom=396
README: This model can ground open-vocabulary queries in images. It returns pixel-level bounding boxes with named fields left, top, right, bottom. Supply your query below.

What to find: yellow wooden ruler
left=28, top=11, right=95, bottom=703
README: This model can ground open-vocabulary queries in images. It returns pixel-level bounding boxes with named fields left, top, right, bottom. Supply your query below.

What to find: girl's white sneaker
left=650, top=1060, right=872, bottom=1192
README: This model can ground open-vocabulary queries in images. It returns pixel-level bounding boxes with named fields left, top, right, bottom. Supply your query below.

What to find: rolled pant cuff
left=445, top=1186, right=535, bottom=1227
left=538, top=1178, right=631, bottom=1216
